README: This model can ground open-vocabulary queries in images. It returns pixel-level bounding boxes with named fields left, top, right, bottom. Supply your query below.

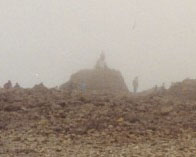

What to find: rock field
left=1, top=82, right=196, bottom=156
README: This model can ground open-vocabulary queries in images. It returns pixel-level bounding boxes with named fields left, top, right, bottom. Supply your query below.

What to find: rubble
left=0, top=84, right=196, bottom=156
left=60, top=68, right=129, bottom=93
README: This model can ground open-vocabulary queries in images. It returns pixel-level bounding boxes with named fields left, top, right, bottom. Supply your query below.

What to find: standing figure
left=14, top=83, right=20, bottom=88
left=132, top=77, right=139, bottom=93
left=95, top=52, right=107, bottom=69
left=4, top=80, right=12, bottom=89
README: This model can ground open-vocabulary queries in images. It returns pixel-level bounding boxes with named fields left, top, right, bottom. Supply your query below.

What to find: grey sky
left=0, top=0, right=196, bottom=91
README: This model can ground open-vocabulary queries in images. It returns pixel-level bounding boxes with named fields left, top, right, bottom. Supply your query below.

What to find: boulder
left=60, top=68, right=129, bottom=93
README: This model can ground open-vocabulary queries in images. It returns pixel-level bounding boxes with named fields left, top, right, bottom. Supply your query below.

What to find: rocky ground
left=1, top=84, right=196, bottom=156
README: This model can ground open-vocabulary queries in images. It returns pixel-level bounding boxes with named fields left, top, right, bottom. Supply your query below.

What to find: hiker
left=95, top=52, right=107, bottom=69
left=14, top=83, right=20, bottom=88
left=132, top=77, right=139, bottom=93
left=4, top=80, right=12, bottom=89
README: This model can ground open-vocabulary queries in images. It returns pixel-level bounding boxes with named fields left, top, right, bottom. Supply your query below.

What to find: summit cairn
left=60, top=53, right=128, bottom=93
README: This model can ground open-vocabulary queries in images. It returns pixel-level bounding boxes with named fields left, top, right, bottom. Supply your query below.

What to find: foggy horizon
left=1, top=0, right=196, bottom=91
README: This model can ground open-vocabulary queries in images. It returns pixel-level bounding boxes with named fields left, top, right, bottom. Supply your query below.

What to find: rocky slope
left=1, top=84, right=196, bottom=156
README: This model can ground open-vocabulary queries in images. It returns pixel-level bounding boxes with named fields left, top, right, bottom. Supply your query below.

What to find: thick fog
left=0, top=0, right=196, bottom=91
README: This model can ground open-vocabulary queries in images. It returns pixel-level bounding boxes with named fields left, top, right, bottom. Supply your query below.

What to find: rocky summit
left=60, top=53, right=128, bottom=93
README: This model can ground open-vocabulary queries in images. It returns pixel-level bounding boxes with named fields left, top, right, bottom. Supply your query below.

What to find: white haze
left=0, top=0, right=196, bottom=91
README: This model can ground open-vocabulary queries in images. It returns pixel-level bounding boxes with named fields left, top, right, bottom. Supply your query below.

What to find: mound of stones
left=60, top=53, right=128, bottom=93
left=60, top=68, right=128, bottom=93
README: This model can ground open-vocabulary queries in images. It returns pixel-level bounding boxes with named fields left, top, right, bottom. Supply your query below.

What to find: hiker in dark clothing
left=4, top=80, right=12, bottom=89
left=95, top=52, right=107, bottom=69
left=14, top=83, right=20, bottom=88
left=132, top=77, right=139, bottom=93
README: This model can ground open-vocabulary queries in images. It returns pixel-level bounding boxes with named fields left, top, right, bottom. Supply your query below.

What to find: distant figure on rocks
left=95, top=52, right=107, bottom=69
left=132, top=77, right=139, bottom=93
left=14, top=83, right=20, bottom=88
left=4, top=80, right=12, bottom=89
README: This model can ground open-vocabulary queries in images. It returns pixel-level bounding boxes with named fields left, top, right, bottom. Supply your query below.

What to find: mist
left=0, top=0, right=196, bottom=91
